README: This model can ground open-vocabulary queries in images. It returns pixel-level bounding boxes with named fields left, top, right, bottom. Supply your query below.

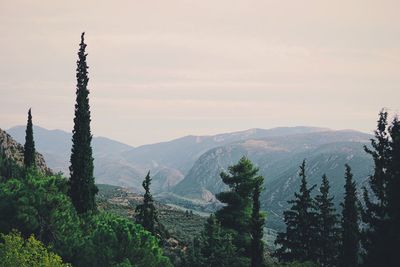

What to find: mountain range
left=5, top=125, right=374, bottom=230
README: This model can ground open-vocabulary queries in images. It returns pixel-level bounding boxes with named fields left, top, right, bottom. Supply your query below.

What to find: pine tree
left=68, top=32, right=98, bottom=214
left=361, top=110, right=391, bottom=266
left=384, top=116, right=400, bottom=266
left=135, top=171, right=157, bottom=234
left=200, top=214, right=237, bottom=267
left=215, top=156, right=262, bottom=261
left=250, top=177, right=266, bottom=267
left=23, top=108, right=35, bottom=168
left=314, top=174, right=339, bottom=267
left=339, top=165, right=359, bottom=267
left=275, top=160, right=318, bottom=263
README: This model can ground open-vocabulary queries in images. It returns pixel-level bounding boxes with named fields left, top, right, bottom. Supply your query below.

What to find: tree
left=135, top=171, right=158, bottom=235
left=314, top=174, right=339, bottom=267
left=0, top=231, right=70, bottom=267
left=361, top=110, right=393, bottom=266
left=215, top=156, right=262, bottom=261
left=68, top=32, right=98, bottom=214
left=275, top=160, right=318, bottom=263
left=201, top=214, right=238, bottom=267
left=76, top=213, right=172, bottom=267
left=0, top=170, right=82, bottom=262
left=23, top=108, right=35, bottom=168
left=386, top=116, right=400, bottom=266
left=339, top=165, right=359, bottom=267
left=250, top=176, right=266, bottom=267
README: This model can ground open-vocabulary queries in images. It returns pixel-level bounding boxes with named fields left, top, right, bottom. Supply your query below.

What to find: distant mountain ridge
left=5, top=125, right=374, bottom=230
left=6, top=125, right=328, bottom=192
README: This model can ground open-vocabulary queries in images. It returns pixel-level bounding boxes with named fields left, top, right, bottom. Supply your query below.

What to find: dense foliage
left=0, top=231, right=70, bottom=267
left=361, top=110, right=400, bottom=266
left=275, top=160, right=318, bottom=263
left=69, top=32, right=98, bottom=214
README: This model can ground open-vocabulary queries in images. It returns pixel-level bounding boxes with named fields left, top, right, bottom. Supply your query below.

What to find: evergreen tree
left=314, top=174, right=339, bottom=267
left=275, top=160, right=318, bottom=263
left=250, top=177, right=266, bottom=267
left=200, top=214, right=237, bottom=267
left=68, top=32, right=98, bottom=214
left=339, top=165, right=359, bottom=267
left=23, top=108, right=35, bottom=168
left=215, top=156, right=262, bottom=261
left=361, top=110, right=392, bottom=266
left=135, top=171, right=157, bottom=234
left=386, top=116, right=400, bottom=267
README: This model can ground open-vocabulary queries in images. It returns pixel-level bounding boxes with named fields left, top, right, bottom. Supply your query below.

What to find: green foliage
left=339, top=165, right=359, bottom=267
left=275, top=160, right=318, bottom=263
left=76, top=212, right=172, bottom=267
left=361, top=110, right=400, bottom=266
left=0, top=231, right=70, bottom=267
left=215, top=156, right=263, bottom=259
left=23, top=108, right=35, bottom=169
left=69, top=32, right=98, bottom=214
left=183, top=215, right=246, bottom=267
left=0, top=170, right=82, bottom=262
left=136, top=171, right=158, bottom=235
left=251, top=177, right=266, bottom=267
left=314, top=174, right=339, bottom=266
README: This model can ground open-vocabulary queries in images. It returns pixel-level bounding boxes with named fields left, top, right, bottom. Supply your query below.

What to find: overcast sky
left=0, top=1, right=399, bottom=146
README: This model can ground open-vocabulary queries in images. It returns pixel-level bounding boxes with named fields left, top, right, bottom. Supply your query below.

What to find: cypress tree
left=275, top=160, right=318, bottom=263
left=215, top=156, right=262, bottom=261
left=135, top=171, right=157, bottom=234
left=23, top=108, right=35, bottom=168
left=250, top=177, right=266, bottom=267
left=314, top=174, right=339, bottom=267
left=361, top=110, right=391, bottom=266
left=339, top=164, right=359, bottom=267
left=68, top=32, right=98, bottom=214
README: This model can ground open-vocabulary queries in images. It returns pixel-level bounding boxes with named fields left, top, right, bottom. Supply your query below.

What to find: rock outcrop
left=0, top=128, right=52, bottom=174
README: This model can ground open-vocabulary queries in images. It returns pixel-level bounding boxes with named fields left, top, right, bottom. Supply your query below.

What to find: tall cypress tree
left=275, top=160, right=318, bottom=263
left=339, top=164, right=359, bottom=267
left=69, top=32, right=98, bottom=214
left=250, top=177, right=266, bottom=267
left=23, top=108, right=35, bottom=168
left=361, top=110, right=391, bottom=266
left=314, top=174, right=339, bottom=267
left=135, top=171, right=158, bottom=234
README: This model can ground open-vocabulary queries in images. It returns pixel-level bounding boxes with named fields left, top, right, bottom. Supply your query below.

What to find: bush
left=76, top=212, right=173, bottom=267
left=0, top=231, right=70, bottom=267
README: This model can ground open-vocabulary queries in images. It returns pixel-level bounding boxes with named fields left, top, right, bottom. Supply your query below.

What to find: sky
left=0, top=0, right=399, bottom=146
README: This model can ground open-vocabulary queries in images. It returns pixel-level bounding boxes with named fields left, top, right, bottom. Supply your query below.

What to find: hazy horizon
left=1, top=1, right=399, bottom=146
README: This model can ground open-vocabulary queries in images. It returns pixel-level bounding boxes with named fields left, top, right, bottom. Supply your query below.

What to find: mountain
left=121, top=127, right=328, bottom=175
left=7, top=125, right=326, bottom=192
left=169, top=130, right=373, bottom=230
left=6, top=125, right=137, bottom=187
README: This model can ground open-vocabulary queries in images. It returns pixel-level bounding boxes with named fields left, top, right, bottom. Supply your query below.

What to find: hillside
left=170, top=130, right=373, bottom=230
